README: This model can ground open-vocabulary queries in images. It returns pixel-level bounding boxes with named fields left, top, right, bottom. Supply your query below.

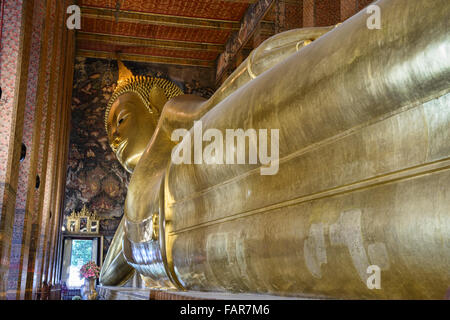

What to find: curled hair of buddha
left=104, top=59, right=183, bottom=134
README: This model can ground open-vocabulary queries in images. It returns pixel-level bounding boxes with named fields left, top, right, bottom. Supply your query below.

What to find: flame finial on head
left=117, top=58, right=134, bottom=85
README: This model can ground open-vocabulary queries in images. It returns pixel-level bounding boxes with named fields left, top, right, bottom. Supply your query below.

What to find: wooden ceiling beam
left=77, top=32, right=225, bottom=53
left=217, top=0, right=298, bottom=3
left=81, top=6, right=240, bottom=30
left=76, top=49, right=215, bottom=68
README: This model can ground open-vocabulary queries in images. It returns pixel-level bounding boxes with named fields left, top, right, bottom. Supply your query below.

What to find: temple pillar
left=46, top=11, right=75, bottom=286
left=340, top=0, right=358, bottom=21
left=315, top=0, right=341, bottom=26
left=33, top=0, right=65, bottom=297
left=274, top=0, right=286, bottom=34
left=0, top=0, right=35, bottom=300
left=6, top=0, right=47, bottom=300
left=278, top=0, right=303, bottom=31
left=302, top=0, right=315, bottom=27
left=22, top=0, right=57, bottom=300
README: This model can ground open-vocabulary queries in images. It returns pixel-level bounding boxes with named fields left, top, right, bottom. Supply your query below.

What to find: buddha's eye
left=117, top=112, right=130, bottom=127
left=117, top=114, right=129, bottom=126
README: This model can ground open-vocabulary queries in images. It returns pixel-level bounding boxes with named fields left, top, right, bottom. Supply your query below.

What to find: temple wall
left=0, top=0, right=75, bottom=299
left=65, top=58, right=215, bottom=259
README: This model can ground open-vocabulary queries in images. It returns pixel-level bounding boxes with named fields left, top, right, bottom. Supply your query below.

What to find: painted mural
left=65, top=57, right=215, bottom=257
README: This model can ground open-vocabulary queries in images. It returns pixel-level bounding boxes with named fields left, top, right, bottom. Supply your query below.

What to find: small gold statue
left=100, top=0, right=450, bottom=299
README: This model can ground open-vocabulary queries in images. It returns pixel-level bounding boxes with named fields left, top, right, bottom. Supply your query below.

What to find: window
left=67, top=239, right=93, bottom=287
left=60, top=236, right=103, bottom=288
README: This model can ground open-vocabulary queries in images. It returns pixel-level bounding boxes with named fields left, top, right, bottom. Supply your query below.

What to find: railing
left=36, top=284, right=63, bottom=300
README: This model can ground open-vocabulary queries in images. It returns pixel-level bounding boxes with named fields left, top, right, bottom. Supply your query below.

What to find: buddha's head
left=105, top=60, right=183, bottom=173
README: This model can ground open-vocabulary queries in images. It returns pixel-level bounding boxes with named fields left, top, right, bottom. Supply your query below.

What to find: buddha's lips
left=116, top=139, right=128, bottom=159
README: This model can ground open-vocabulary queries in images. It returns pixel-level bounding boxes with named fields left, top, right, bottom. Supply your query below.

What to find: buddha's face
left=107, top=92, right=156, bottom=173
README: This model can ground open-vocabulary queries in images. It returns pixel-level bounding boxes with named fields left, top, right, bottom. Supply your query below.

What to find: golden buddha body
left=100, top=0, right=450, bottom=299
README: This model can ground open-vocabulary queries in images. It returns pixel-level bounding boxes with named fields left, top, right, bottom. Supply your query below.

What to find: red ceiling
left=78, top=0, right=250, bottom=64
left=82, top=18, right=232, bottom=44
left=79, top=0, right=249, bottom=21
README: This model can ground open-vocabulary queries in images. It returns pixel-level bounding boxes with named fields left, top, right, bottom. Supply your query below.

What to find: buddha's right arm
left=99, top=216, right=134, bottom=286
left=203, top=26, right=334, bottom=112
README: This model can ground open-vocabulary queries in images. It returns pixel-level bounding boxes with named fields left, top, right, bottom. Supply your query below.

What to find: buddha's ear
left=149, top=85, right=168, bottom=113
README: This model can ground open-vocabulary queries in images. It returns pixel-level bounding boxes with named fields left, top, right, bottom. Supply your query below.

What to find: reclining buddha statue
left=99, top=0, right=450, bottom=299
